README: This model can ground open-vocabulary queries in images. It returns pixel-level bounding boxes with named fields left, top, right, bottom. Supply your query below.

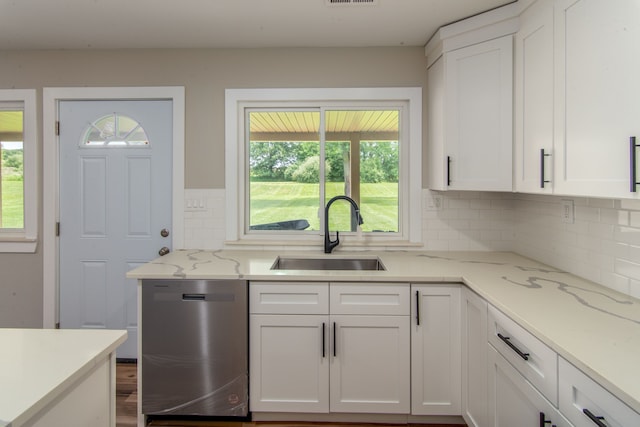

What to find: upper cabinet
left=514, top=0, right=554, bottom=194
left=426, top=4, right=519, bottom=192
left=553, top=0, right=640, bottom=198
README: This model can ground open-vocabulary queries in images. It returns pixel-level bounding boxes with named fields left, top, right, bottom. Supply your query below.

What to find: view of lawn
left=250, top=181, right=398, bottom=232
left=1, top=179, right=24, bottom=228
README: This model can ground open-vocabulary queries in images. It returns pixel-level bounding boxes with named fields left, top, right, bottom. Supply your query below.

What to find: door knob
left=158, top=247, right=170, bottom=256
left=160, top=228, right=170, bottom=237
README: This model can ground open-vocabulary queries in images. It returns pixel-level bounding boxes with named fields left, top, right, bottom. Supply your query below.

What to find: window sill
left=225, top=238, right=423, bottom=249
left=0, top=238, right=38, bottom=253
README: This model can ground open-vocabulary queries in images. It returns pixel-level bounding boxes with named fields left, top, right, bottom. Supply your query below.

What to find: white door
left=249, top=314, right=329, bottom=413
left=411, top=285, right=461, bottom=416
left=59, top=100, right=173, bottom=359
left=330, top=315, right=410, bottom=414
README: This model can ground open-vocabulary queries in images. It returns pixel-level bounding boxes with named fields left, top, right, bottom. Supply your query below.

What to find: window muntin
left=81, top=113, right=149, bottom=147
left=225, top=87, right=422, bottom=246
left=0, top=90, right=37, bottom=252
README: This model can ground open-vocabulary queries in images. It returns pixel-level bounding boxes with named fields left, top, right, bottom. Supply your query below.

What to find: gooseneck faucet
left=324, top=195, right=364, bottom=253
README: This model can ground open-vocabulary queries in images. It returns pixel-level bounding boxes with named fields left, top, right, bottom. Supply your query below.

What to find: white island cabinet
left=0, top=328, right=126, bottom=427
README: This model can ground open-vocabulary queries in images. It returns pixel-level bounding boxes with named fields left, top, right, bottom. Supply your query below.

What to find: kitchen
left=1, top=0, right=640, bottom=426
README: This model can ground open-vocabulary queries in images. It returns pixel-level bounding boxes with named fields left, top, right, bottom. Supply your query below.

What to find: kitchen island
left=0, top=328, right=127, bottom=427
left=129, top=249, right=640, bottom=424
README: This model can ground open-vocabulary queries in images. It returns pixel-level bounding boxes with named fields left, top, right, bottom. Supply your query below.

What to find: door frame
left=42, top=87, right=185, bottom=328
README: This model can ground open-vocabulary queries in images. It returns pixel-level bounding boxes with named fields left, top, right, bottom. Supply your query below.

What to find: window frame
left=0, top=89, right=37, bottom=253
left=225, top=87, right=422, bottom=247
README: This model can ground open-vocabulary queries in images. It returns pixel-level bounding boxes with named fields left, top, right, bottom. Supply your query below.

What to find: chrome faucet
left=324, top=195, right=364, bottom=253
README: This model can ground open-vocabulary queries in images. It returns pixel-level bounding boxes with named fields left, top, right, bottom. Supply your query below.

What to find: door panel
left=59, top=100, right=172, bottom=359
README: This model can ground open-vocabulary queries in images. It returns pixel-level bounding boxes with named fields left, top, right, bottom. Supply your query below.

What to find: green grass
left=1, top=180, right=24, bottom=229
left=250, top=181, right=398, bottom=232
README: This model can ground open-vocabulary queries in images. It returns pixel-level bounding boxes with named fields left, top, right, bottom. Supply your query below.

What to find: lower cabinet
left=249, top=281, right=410, bottom=414
left=559, top=357, right=640, bottom=427
left=488, top=345, right=573, bottom=427
left=461, top=287, right=488, bottom=427
left=249, top=314, right=329, bottom=413
left=411, top=284, right=461, bottom=415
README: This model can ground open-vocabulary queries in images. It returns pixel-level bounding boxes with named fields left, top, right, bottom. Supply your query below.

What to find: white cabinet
left=411, top=284, right=461, bottom=416
left=514, top=0, right=554, bottom=194
left=249, top=282, right=410, bottom=414
left=559, top=357, right=640, bottom=427
left=331, top=315, right=410, bottom=414
left=488, top=345, right=573, bottom=427
left=249, top=282, right=330, bottom=413
left=428, top=35, right=513, bottom=191
left=488, top=305, right=558, bottom=405
left=250, top=314, right=329, bottom=413
left=461, top=287, right=488, bottom=427
left=554, top=0, right=640, bottom=198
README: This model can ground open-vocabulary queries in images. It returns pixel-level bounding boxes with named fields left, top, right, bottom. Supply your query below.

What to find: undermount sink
left=271, top=256, right=386, bottom=271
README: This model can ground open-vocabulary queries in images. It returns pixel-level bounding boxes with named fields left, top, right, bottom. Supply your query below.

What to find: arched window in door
left=81, top=113, right=149, bottom=147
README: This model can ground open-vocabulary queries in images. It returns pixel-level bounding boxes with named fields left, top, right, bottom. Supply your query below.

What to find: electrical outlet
left=561, top=199, right=574, bottom=224
left=426, top=193, right=443, bottom=211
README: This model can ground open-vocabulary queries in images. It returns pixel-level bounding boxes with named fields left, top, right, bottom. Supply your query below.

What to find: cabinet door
left=559, top=357, right=640, bottom=427
left=462, top=288, right=489, bottom=427
left=330, top=315, right=410, bottom=414
left=249, top=314, right=329, bottom=413
left=554, top=0, right=640, bottom=198
left=411, top=285, right=461, bottom=415
left=514, top=0, right=554, bottom=194
left=488, top=345, right=573, bottom=427
left=445, top=35, right=513, bottom=191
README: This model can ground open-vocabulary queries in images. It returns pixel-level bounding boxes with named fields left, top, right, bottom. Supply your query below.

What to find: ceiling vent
left=326, top=0, right=378, bottom=6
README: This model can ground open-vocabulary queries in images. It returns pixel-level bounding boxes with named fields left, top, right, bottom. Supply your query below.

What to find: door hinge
left=56, top=222, right=60, bottom=236
left=56, top=121, right=60, bottom=136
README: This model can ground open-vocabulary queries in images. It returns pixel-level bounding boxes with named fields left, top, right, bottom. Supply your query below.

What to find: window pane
left=82, top=113, right=149, bottom=146
left=324, top=110, right=399, bottom=233
left=0, top=110, right=24, bottom=229
left=248, top=111, right=320, bottom=231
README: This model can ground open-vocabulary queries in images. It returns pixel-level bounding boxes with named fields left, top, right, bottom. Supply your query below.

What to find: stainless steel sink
left=271, top=256, right=386, bottom=271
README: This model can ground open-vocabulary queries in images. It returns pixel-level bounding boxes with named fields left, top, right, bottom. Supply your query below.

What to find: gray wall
left=0, top=47, right=428, bottom=327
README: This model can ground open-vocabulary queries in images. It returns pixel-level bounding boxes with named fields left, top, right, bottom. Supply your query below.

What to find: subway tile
left=615, top=258, right=640, bottom=281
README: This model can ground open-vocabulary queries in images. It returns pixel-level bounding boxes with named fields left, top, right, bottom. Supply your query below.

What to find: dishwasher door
left=141, top=279, right=248, bottom=417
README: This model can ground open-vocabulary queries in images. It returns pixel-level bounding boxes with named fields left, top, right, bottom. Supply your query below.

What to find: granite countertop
left=128, top=249, right=640, bottom=414
left=0, top=328, right=127, bottom=427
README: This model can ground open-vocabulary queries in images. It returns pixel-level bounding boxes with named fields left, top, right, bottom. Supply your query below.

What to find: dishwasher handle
left=182, top=293, right=206, bottom=301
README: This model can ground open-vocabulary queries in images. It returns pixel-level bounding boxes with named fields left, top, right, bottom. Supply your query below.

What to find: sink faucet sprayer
left=324, top=195, right=364, bottom=254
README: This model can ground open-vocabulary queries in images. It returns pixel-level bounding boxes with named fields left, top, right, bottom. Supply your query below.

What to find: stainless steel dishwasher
left=141, top=279, right=248, bottom=418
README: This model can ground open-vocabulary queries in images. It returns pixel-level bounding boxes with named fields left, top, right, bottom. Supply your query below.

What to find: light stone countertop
left=0, top=329, right=127, bottom=427
left=127, top=249, right=640, bottom=414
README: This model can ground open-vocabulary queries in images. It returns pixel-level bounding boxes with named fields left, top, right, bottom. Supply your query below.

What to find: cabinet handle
left=416, top=290, right=421, bottom=326
left=583, top=408, right=607, bottom=427
left=540, top=149, right=551, bottom=188
left=539, top=412, right=556, bottom=427
left=447, top=156, right=452, bottom=186
left=497, top=333, right=530, bottom=361
left=631, top=136, right=639, bottom=192
left=333, top=322, right=337, bottom=357
left=322, top=322, right=326, bottom=358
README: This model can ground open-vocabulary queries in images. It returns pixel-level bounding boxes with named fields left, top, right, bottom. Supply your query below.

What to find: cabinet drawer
left=250, top=282, right=328, bottom=314
left=330, top=283, right=409, bottom=315
left=559, top=357, right=640, bottom=427
left=488, top=305, right=558, bottom=405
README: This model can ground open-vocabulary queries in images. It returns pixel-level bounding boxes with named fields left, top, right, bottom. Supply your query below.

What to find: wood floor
left=116, top=363, right=463, bottom=427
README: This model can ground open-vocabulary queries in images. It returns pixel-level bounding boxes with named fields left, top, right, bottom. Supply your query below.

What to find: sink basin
left=271, top=256, right=386, bottom=271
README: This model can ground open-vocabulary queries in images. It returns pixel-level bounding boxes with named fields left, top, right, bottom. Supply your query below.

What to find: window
left=0, top=90, right=37, bottom=252
left=81, top=113, right=150, bottom=147
left=226, top=88, right=421, bottom=246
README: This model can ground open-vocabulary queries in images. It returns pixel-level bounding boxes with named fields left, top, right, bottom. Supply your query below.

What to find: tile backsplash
left=183, top=189, right=640, bottom=298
